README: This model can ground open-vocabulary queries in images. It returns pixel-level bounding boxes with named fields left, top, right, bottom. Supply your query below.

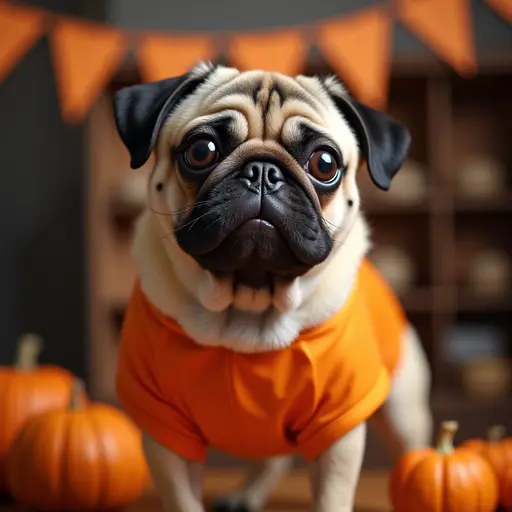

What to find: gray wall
left=0, top=1, right=106, bottom=374
left=0, top=0, right=510, bottom=376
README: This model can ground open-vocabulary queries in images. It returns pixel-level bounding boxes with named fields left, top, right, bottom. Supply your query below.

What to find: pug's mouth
left=194, top=217, right=311, bottom=290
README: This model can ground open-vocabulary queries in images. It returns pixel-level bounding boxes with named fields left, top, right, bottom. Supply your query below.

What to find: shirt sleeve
left=116, top=285, right=208, bottom=462
left=295, top=291, right=391, bottom=462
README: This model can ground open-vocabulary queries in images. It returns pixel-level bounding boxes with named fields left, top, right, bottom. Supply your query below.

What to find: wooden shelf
left=433, top=390, right=512, bottom=412
left=456, top=290, right=512, bottom=312
left=455, top=194, right=512, bottom=212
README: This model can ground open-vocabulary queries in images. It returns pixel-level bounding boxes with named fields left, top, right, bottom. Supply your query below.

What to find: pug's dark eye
left=184, top=139, right=219, bottom=170
left=306, top=150, right=340, bottom=183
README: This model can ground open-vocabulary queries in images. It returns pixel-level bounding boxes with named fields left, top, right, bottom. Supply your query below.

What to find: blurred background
left=0, top=0, right=511, bottom=470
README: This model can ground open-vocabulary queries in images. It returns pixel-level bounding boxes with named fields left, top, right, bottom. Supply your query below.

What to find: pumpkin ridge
left=426, top=453, right=444, bottom=510
left=442, top=454, right=451, bottom=512
left=88, top=410, right=109, bottom=508
left=403, top=453, right=432, bottom=507
left=468, top=453, right=484, bottom=511
left=404, top=452, right=437, bottom=509
left=390, top=450, right=430, bottom=509
left=5, top=413, right=39, bottom=498
left=50, top=413, right=69, bottom=508
left=472, top=461, right=483, bottom=511
left=59, top=410, right=73, bottom=509
left=1, top=374, right=16, bottom=478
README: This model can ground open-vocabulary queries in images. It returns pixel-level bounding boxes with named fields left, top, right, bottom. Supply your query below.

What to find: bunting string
left=0, top=0, right=495, bottom=123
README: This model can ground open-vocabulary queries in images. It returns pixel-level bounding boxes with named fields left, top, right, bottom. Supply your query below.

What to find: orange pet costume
left=116, top=259, right=407, bottom=462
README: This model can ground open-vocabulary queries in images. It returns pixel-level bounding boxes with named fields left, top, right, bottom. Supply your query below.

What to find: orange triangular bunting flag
left=397, top=0, right=477, bottom=77
left=50, top=18, right=126, bottom=123
left=317, top=7, right=392, bottom=109
left=485, top=0, right=512, bottom=23
left=0, top=1, right=45, bottom=83
left=138, top=34, right=215, bottom=82
left=228, top=29, right=307, bottom=76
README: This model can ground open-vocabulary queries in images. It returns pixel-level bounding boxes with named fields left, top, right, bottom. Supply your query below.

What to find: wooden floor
left=0, top=469, right=392, bottom=511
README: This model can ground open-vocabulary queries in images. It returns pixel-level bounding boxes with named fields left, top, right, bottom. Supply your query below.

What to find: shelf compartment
left=367, top=214, right=432, bottom=289
left=451, top=74, right=512, bottom=196
left=452, top=215, right=512, bottom=294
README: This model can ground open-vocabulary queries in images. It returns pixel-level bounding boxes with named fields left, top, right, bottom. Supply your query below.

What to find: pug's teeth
left=233, top=285, right=272, bottom=313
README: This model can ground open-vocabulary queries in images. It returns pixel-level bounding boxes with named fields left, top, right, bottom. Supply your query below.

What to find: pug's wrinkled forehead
left=114, top=62, right=410, bottom=194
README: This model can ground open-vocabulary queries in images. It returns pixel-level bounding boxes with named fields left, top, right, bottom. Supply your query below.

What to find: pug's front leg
left=309, top=423, right=366, bottom=512
left=142, top=433, right=205, bottom=512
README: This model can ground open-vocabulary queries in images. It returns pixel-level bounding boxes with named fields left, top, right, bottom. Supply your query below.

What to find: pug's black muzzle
left=175, top=160, right=333, bottom=289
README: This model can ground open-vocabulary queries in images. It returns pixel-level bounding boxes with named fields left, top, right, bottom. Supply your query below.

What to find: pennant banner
left=0, top=1, right=45, bottom=83
left=138, top=34, right=214, bottom=82
left=397, top=0, right=477, bottom=77
left=485, top=0, right=512, bottom=24
left=317, top=6, right=391, bottom=109
left=227, top=29, right=307, bottom=76
left=49, top=18, right=126, bottom=123
left=0, top=0, right=490, bottom=124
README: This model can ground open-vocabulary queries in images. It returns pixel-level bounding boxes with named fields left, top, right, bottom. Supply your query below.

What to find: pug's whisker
left=147, top=199, right=215, bottom=218
left=321, top=217, right=338, bottom=231
left=204, top=211, right=231, bottom=232
left=173, top=210, right=213, bottom=234
left=147, top=205, right=190, bottom=217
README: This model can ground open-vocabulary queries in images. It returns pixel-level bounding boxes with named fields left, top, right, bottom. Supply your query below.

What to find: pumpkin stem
left=488, top=425, right=506, bottom=443
left=70, top=379, right=86, bottom=410
left=436, top=421, right=459, bottom=454
left=14, top=333, right=43, bottom=371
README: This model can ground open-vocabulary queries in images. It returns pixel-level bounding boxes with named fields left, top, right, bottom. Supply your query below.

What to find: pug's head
left=114, top=63, right=410, bottom=315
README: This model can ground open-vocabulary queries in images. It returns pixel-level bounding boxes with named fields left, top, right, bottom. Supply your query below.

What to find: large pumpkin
left=0, top=334, right=81, bottom=492
left=6, top=379, right=149, bottom=510
left=390, top=421, right=499, bottom=512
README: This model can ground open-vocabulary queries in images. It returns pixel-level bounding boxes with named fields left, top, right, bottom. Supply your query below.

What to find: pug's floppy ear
left=328, top=90, right=411, bottom=191
left=113, top=72, right=209, bottom=169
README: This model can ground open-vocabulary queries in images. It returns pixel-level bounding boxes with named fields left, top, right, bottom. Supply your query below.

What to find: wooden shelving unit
left=86, top=59, right=512, bottom=467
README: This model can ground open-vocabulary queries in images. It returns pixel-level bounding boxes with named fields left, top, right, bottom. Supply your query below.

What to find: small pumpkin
left=461, top=426, right=512, bottom=509
left=501, top=467, right=512, bottom=511
left=0, top=334, right=82, bottom=492
left=390, top=420, right=499, bottom=512
left=7, top=378, right=149, bottom=510
left=461, top=426, right=512, bottom=475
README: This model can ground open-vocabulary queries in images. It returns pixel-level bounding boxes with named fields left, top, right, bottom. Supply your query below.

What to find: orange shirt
left=116, top=259, right=407, bottom=463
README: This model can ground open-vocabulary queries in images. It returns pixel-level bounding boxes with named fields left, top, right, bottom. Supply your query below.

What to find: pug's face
left=114, top=63, right=410, bottom=314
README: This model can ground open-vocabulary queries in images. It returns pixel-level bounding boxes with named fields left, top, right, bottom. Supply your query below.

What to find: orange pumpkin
left=461, top=426, right=512, bottom=508
left=0, top=334, right=82, bottom=492
left=462, top=428, right=512, bottom=473
left=390, top=420, right=499, bottom=512
left=7, top=378, right=149, bottom=510
left=502, top=467, right=512, bottom=511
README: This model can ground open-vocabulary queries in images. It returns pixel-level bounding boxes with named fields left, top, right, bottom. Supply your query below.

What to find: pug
left=114, top=62, right=433, bottom=512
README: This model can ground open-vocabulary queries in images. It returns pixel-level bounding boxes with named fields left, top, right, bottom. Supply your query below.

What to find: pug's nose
left=240, top=161, right=285, bottom=194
